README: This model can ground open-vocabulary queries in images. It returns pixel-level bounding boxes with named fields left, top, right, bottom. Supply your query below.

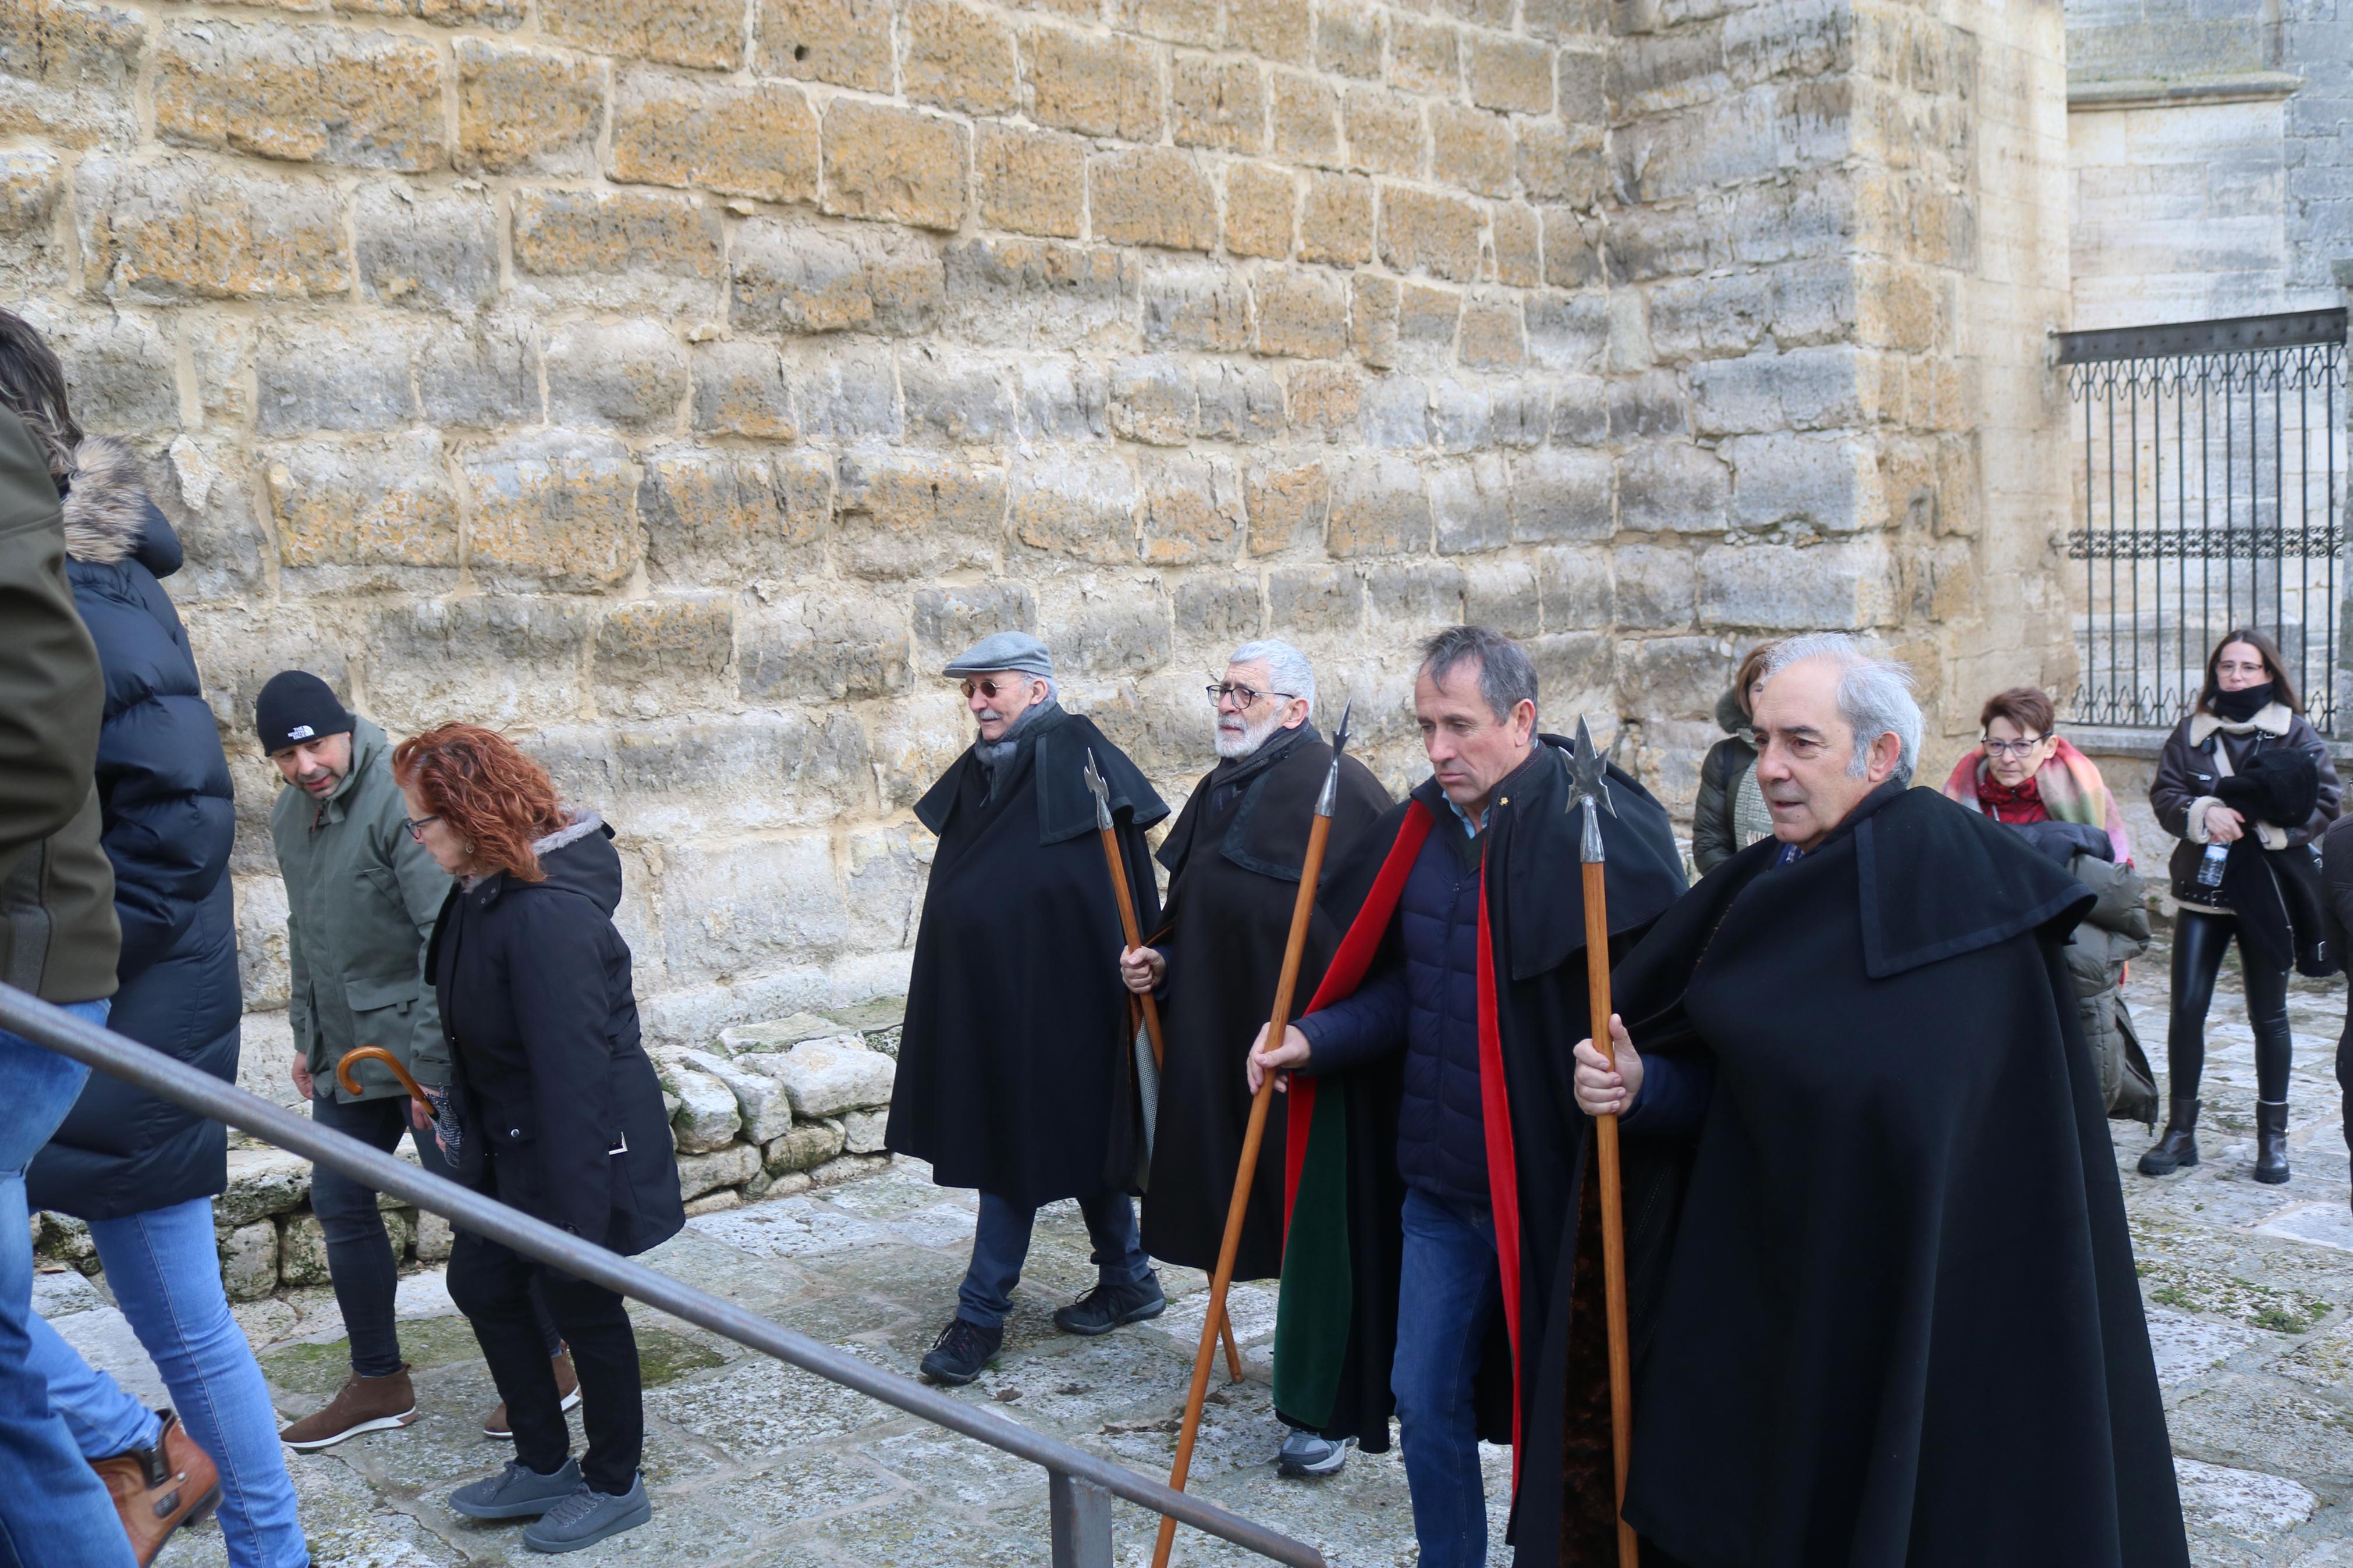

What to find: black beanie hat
left=254, top=671, right=354, bottom=755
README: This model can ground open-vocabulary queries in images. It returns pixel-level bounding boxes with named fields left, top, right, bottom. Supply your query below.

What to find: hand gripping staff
left=1567, top=717, right=1639, bottom=1568
left=1150, top=701, right=1352, bottom=1568
left=1084, top=749, right=1243, bottom=1385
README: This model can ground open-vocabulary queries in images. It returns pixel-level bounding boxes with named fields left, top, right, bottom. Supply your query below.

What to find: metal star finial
left=1316, top=698, right=1355, bottom=817
left=1083, top=748, right=1115, bottom=831
left=1566, top=716, right=1613, bottom=863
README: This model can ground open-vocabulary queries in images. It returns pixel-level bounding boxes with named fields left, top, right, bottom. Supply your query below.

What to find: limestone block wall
left=2, top=0, right=2075, bottom=1066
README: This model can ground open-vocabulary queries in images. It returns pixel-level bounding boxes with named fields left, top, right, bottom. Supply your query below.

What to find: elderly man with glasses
left=888, top=632, right=1171, bottom=1386
left=1115, top=640, right=1388, bottom=1475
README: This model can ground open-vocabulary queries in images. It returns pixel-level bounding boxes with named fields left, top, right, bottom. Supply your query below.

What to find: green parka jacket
left=270, top=716, right=452, bottom=1100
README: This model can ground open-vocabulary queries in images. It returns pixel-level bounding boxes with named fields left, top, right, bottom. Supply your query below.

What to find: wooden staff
left=1567, top=717, right=1639, bottom=1568
left=1084, top=751, right=1243, bottom=1385
left=1150, top=702, right=1352, bottom=1568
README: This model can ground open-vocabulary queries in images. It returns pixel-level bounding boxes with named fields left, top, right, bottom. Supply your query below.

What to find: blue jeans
left=955, top=1190, right=1154, bottom=1329
left=29, top=1198, right=307, bottom=1568
left=1392, top=1187, right=1503, bottom=1568
left=0, top=1002, right=137, bottom=1568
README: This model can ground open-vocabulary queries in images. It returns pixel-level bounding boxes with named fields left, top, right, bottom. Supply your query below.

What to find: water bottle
left=2196, top=841, right=2228, bottom=889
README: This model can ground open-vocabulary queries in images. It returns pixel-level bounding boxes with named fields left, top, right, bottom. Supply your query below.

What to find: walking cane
left=1150, top=702, right=1351, bottom=1568
left=1566, top=717, right=1639, bottom=1568
left=338, top=1046, right=463, bottom=1162
left=1084, top=752, right=1243, bottom=1385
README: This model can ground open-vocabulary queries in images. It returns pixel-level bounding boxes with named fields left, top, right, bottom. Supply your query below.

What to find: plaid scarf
left=1941, top=736, right=2132, bottom=864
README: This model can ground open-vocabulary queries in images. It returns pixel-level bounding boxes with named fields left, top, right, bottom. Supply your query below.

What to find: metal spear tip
left=1565, top=714, right=1616, bottom=816
left=1315, top=698, right=1354, bottom=818
left=1083, top=748, right=1115, bottom=830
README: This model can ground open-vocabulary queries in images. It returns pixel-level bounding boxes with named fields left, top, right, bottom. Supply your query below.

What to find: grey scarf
left=975, top=699, right=1062, bottom=780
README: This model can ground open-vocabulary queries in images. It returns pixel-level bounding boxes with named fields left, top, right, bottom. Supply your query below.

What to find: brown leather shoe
left=279, top=1363, right=418, bottom=1451
left=90, top=1409, right=220, bottom=1568
left=482, top=1350, right=583, bottom=1439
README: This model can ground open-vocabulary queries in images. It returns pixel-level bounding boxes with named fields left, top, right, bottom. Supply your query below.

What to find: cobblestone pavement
left=35, top=933, right=2353, bottom=1567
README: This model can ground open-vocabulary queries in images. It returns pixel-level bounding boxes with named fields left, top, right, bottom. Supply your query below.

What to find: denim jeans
left=1391, top=1186, right=1503, bottom=1568
left=954, top=1190, right=1153, bottom=1329
left=0, top=1001, right=138, bottom=1568
left=28, top=1198, right=307, bottom=1568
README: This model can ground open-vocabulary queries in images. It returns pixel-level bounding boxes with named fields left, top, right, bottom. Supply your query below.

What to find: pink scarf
left=1941, top=737, right=2132, bottom=865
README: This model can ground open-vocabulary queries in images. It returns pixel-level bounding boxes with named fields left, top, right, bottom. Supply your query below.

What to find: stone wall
left=2, top=0, right=2075, bottom=1069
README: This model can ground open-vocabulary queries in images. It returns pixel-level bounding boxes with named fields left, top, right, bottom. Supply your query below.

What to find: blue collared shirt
left=1443, top=795, right=1489, bottom=838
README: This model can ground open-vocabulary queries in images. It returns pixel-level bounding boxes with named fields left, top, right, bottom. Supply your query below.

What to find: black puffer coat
left=27, top=439, right=240, bottom=1222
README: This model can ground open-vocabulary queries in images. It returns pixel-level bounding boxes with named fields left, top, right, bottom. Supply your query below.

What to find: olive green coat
left=270, top=717, right=452, bottom=1101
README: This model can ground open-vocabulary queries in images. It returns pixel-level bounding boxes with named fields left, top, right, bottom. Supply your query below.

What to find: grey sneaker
left=448, top=1458, right=584, bottom=1520
left=522, top=1476, right=652, bottom=1554
left=1276, top=1430, right=1349, bottom=1477
left=1051, top=1274, right=1167, bottom=1336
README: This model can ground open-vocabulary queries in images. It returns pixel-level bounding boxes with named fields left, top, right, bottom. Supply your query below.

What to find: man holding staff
left=1247, top=627, right=1685, bottom=1567
left=1578, top=634, right=2188, bottom=1567
left=1116, top=639, right=1388, bottom=1477
left=888, top=632, right=1170, bottom=1386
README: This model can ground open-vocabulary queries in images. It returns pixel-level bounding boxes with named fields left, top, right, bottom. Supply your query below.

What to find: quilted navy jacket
left=27, top=438, right=241, bottom=1222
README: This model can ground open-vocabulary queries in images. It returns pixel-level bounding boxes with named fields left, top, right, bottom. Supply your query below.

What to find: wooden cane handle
left=335, top=1046, right=434, bottom=1115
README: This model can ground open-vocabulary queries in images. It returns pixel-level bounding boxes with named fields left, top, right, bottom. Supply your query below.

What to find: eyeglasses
left=402, top=815, right=441, bottom=841
left=1206, top=682, right=1298, bottom=709
left=1981, top=736, right=2048, bottom=759
left=961, top=676, right=1030, bottom=701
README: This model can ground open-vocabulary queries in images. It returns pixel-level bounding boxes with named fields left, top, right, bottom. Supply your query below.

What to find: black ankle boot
left=2139, top=1097, right=2201, bottom=1175
left=2253, top=1101, right=2291, bottom=1184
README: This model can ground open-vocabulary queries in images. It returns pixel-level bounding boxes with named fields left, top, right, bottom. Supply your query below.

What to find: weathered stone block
left=1350, top=273, right=1400, bottom=369
left=1142, top=261, right=1252, bottom=351
left=902, top=0, right=1018, bottom=114
left=1139, top=454, right=1242, bottom=564
left=835, top=446, right=1003, bottom=578
left=1512, top=448, right=1612, bottom=543
left=1432, top=454, right=1511, bottom=554
left=1468, top=34, right=1553, bottom=113
left=1537, top=545, right=1613, bottom=628
left=1246, top=458, right=1328, bottom=555
left=462, top=428, right=642, bottom=590
left=731, top=217, right=943, bottom=337
left=1492, top=205, right=1540, bottom=289
left=1269, top=69, right=1341, bottom=166
left=267, top=432, right=460, bottom=573
left=691, top=342, right=797, bottom=440
left=661, top=836, right=851, bottom=982
left=762, top=1119, right=846, bottom=1175
left=840, top=1109, right=890, bottom=1155
left=1461, top=296, right=1525, bottom=369
left=1223, top=163, right=1296, bottom=260
left=1344, top=86, right=1425, bottom=179
left=1697, top=541, right=1894, bottom=631
left=746, top=1036, right=895, bottom=1118
left=155, top=20, right=446, bottom=172
left=683, top=1188, right=741, bottom=1218
left=1315, top=3, right=1383, bottom=77
left=756, top=0, right=893, bottom=89
left=1090, top=148, right=1217, bottom=252
left=1254, top=268, right=1348, bottom=360
left=1525, top=291, right=1607, bottom=373
left=1527, top=630, right=1613, bottom=706
left=739, top=589, right=911, bottom=701
left=255, top=318, right=417, bottom=436
left=1173, top=52, right=1266, bottom=153
left=1328, top=454, right=1431, bottom=557
left=1461, top=557, right=1537, bottom=633
left=1692, top=347, right=1861, bottom=436
left=594, top=596, right=734, bottom=716
left=822, top=101, right=968, bottom=232
left=1266, top=565, right=1363, bottom=632
left=676, top=1142, right=760, bottom=1198
left=1517, top=120, right=1606, bottom=205
left=545, top=0, right=742, bottom=71
left=355, top=183, right=499, bottom=311
left=680, top=1049, right=794, bottom=1143
left=512, top=187, right=723, bottom=283
left=1618, top=443, right=1729, bottom=534
left=810, top=1151, right=889, bottom=1186
left=278, top=1214, right=330, bottom=1286
left=1025, top=24, right=1165, bottom=140
left=1363, top=375, right=1430, bottom=449
left=978, top=123, right=1086, bottom=240
left=1619, top=635, right=1728, bottom=721
left=612, top=70, right=819, bottom=204
left=1046, top=588, right=1173, bottom=675
left=1287, top=364, right=1364, bottom=442
left=1016, top=361, right=1109, bottom=440
left=1430, top=104, right=1514, bottom=198
left=76, top=155, right=350, bottom=303
left=218, top=1222, right=279, bottom=1302
left=1012, top=454, right=1139, bottom=563
left=1110, top=355, right=1194, bottom=446
left=0, top=0, right=143, bottom=148
left=365, top=596, right=592, bottom=728
left=902, top=344, right=1017, bottom=443
left=454, top=38, right=604, bottom=176
left=914, top=582, right=1037, bottom=657
left=1229, top=0, right=1309, bottom=62
left=340, top=0, right=528, bottom=26
left=219, top=1146, right=313, bottom=1228
left=417, top=320, right=538, bottom=428
left=1612, top=542, right=1695, bottom=627
left=1173, top=574, right=1262, bottom=642
left=790, top=344, right=902, bottom=438
left=1397, top=283, right=1461, bottom=362
left=1195, top=362, right=1285, bottom=443
left=1379, top=185, right=1485, bottom=283
left=414, top=1210, right=453, bottom=1262
left=1725, top=432, right=1877, bottom=534
left=545, top=319, right=688, bottom=432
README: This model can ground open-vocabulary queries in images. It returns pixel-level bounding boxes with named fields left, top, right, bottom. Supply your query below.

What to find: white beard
left=1213, top=709, right=1288, bottom=759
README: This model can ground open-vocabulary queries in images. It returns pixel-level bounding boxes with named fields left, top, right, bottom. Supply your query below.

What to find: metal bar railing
left=0, top=983, right=1326, bottom=1568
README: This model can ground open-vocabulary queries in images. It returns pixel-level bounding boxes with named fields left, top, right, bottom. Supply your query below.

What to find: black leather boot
left=2138, top=1097, right=2200, bottom=1175
left=2253, top=1100, right=2291, bottom=1184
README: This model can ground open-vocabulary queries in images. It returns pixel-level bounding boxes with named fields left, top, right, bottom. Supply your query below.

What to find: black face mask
left=2213, top=681, right=2275, bottom=722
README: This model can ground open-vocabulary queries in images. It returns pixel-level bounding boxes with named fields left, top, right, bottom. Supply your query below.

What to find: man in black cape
left=1248, top=626, right=1687, bottom=1568
left=886, top=632, right=1170, bottom=1386
left=1115, top=638, right=1389, bottom=1476
left=1575, top=633, right=2189, bottom=1568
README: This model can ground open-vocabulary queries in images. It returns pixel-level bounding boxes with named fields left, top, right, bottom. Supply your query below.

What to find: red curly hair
left=391, top=724, right=568, bottom=884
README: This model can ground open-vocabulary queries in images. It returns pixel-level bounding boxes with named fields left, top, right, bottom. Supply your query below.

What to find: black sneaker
left=1052, top=1274, right=1167, bottom=1336
left=920, top=1318, right=1003, bottom=1385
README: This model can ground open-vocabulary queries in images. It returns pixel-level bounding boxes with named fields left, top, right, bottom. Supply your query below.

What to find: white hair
left=1228, top=639, right=1314, bottom=716
left=1761, top=633, right=1922, bottom=785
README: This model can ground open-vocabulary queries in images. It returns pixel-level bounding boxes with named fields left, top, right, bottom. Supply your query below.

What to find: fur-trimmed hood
left=62, top=435, right=175, bottom=575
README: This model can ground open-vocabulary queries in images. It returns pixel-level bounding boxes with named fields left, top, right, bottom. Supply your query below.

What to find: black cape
left=1612, top=783, right=2189, bottom=1568
left=1142, top=723, right=1391, bottom=1278
left=1271, top=740, right=1688, bottom=1563
left=887, top=706, right=1168, bottom=1208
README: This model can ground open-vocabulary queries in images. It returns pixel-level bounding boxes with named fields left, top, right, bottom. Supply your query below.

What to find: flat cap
left=943, top=630, right=1053, bottom=680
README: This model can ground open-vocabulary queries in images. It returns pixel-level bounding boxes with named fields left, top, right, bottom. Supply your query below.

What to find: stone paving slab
left=32, top=932, right=2353, bottom=1566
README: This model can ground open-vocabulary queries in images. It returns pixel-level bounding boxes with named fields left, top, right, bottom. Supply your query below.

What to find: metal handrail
left=0, top=983, right=1326, bottom=1568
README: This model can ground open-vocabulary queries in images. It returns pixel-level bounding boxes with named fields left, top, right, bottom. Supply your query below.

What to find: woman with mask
left=2144, top=631, right=2341, bottom=1183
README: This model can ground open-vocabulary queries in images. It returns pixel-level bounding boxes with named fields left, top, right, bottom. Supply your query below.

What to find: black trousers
left=448, top=1206, right=642, bottom=1495
left=2168, top=908, right=2293, bottom=1104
